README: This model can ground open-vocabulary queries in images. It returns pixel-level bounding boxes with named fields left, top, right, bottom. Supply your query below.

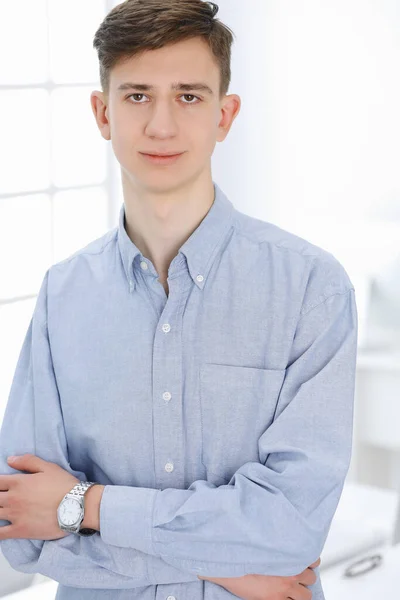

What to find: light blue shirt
left=0, top=182, right=358, bottom=600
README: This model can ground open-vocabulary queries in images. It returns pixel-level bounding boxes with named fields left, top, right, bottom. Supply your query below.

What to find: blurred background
left=1, top=0, right=400, bottom=598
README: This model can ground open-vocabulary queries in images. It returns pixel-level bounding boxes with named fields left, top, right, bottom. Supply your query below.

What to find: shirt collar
left=117, top=181, right=235, bottom=292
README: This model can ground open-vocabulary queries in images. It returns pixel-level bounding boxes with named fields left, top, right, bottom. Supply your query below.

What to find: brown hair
left=93, top=0, right=235, bottom=100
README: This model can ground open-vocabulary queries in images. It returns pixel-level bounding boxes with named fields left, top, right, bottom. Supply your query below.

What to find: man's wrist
left=80, top=484, right=105, bottom=531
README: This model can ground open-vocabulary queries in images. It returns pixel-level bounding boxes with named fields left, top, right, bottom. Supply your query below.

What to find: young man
left=0, top=1, right=357, bottom=599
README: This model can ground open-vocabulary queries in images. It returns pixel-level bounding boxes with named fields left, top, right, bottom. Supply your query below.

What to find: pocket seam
left=199, top=363, right=285, bottom=481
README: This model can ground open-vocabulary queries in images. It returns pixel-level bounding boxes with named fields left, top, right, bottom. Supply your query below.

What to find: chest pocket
left=199, top=363, right=286, bottom=484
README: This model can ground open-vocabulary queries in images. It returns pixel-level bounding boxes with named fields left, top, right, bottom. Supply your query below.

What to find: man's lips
left=139, top=152, right=185, bottom=165
left=140, top=152, right=184, bottom=157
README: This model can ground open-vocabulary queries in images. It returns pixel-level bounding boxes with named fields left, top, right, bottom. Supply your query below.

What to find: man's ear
left=216, top=94, right=241, bottom=143
left=90, top=90, right=111, bottom=141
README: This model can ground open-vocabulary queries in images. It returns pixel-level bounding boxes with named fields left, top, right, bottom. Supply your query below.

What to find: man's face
left=91, top=36, right=240, bottom=192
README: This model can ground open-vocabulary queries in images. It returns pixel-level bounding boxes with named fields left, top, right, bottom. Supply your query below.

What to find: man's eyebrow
left=117, top=82, right=214, bottom=96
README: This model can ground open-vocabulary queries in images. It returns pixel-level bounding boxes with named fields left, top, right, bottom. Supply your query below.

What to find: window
left=0, top=0, right=122, bottom=423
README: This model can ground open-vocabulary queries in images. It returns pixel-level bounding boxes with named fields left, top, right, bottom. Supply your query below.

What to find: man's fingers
left=309, top=558, right=321, bottom=569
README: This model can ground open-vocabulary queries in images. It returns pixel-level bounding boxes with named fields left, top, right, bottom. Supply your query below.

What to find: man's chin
left=131, top=175, right=192, bottom=195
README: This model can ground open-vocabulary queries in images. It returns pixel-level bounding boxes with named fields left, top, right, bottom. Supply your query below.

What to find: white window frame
left=0, top=0, right=121, bottom=307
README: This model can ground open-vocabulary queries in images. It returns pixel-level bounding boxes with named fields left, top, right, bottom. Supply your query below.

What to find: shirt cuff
left=99, top=484, right=160, bottom=554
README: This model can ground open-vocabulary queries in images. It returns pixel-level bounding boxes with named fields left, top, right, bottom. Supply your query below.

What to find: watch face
left=58, top=497, right=81, bottom=525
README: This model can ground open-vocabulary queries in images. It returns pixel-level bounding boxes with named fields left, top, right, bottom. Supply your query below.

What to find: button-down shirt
left=0, top=182, right=358, bottom=600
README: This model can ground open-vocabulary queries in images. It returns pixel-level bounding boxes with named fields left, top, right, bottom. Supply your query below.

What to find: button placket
left=152, top=275, right=186, bottom=492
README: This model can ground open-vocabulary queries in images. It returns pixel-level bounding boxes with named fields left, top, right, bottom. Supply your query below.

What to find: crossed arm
left=0, top=270, right=357, bottom=595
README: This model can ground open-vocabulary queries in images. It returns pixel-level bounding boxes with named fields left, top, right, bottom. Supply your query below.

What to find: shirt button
left=162, top=323, right=171, bottom=333
left=167, top=596, right=176, bottom=600
left=140, top=261, right=148, bottom=270
left=163, top=391, right=172, bottom=402
left=165, top=462, right=174, bottom=473
left=196, top=274, right=204, bottom=282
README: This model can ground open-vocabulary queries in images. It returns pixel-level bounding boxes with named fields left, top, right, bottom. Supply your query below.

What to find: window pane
left=53, top=186, right=108, bottom=263
left=51, top=87, right=107, bottom=188
left=0, top=0, right=48, bottom=85
left=0, top=89, right=51, bottom=195
left=0, top=298, right=37, bottom=426
left=0, top=194, right=52, bottom=300
left=48, top=0, right=106, bottom=84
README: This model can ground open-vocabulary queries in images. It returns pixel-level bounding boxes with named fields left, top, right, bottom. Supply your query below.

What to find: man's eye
left=128, top=93, right=147, bottom=103
left=181, top=94, right=201, bottom=104
left=127, top=94, right=200, bottom=104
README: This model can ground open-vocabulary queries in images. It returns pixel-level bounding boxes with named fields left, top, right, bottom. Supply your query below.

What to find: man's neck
left=121, top=174, right=215, bottom=282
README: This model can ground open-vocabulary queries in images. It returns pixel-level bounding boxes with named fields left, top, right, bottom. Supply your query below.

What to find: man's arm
left=94, top=285, right=358, bottom=589
left=0, top=269, right=198, bottom=588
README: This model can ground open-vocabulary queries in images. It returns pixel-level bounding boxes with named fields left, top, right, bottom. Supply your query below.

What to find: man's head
left=90, top=0, right=241, bottom=193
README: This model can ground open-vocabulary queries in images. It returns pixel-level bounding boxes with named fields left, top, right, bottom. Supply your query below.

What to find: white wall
left=214, top=0, right=400, bottom=281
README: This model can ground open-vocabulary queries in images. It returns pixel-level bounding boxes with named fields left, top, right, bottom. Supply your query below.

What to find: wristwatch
left=57, top=481, right=100, bottom=536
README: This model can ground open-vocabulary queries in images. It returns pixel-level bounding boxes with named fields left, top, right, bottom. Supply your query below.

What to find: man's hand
left=0, top=453, right=81, bottom=541
left=198, top=557, right=321, bottom=600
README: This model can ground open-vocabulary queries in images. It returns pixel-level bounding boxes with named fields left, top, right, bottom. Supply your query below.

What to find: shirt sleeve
left=0, top=269, right=198, bottom=589
left=99, top=287, right=358, bottom=582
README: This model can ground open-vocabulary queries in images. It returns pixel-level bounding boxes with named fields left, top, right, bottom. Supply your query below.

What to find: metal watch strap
left=70, top=481, right=99, bottom=537
left=69, top=481, right=98, bottom=498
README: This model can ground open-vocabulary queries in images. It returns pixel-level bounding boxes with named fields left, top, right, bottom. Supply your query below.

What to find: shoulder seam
left=232, top=217, right=334, bottom=261
left=51, top=228, right=118, bottom=269
left=299, top=287, right=355, bottom=319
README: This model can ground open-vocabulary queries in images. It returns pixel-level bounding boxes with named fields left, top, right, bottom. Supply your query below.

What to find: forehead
left=110, top=37, right=219, bottom=91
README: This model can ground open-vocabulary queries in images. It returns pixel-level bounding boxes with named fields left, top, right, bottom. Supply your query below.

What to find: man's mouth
left=139, top=152, right=185, bottom=165
left=140, top=152, right=184, bottom=157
